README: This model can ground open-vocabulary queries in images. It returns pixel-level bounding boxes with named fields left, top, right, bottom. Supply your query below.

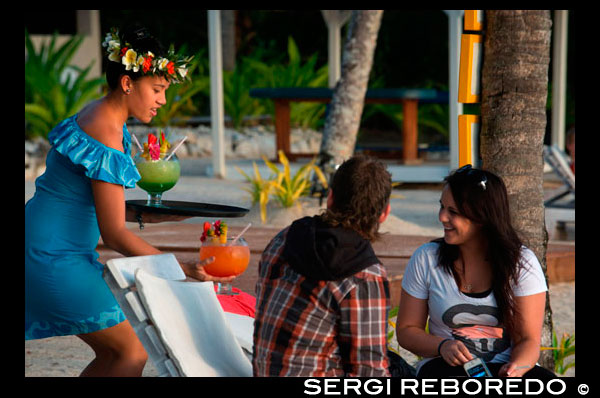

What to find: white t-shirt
left=401, top=242, right=548, bottom=372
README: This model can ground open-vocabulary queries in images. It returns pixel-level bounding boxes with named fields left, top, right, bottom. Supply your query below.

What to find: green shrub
left=25, top=30, right=105, bottom=139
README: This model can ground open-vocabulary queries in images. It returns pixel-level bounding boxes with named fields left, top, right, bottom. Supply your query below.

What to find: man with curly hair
left=253, top=155, right=393, bottom=376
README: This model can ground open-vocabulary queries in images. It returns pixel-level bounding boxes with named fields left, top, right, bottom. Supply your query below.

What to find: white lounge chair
left=543, top=145, right=575, bottom=239
left=103, top=254, right=253, bottom=377
left=543, top=144, right=575, bottom=208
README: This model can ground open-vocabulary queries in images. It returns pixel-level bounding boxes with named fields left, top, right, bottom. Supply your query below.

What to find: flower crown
left=102, top=28, right=193, bottom=84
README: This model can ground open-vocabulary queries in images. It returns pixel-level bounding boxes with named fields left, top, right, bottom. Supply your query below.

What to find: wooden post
left=274, top=99, right=291, bottom=160
left=402, top=99, right=421, bottom=164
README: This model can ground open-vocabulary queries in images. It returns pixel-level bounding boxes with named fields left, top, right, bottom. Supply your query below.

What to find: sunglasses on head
left=455, top=164, right=488, bottom=191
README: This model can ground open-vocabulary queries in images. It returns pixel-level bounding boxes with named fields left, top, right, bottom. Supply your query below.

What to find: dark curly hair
left=105, top=24, right=167, bottom=91
left=320, top=155, right=392, bottom=241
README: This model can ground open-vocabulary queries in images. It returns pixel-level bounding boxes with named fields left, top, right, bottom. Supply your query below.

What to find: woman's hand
left=439, top=339, right=473, bottom=366
left=498, top=362, right=531, bottom=377
left=178, top=257, right=237, bottom=283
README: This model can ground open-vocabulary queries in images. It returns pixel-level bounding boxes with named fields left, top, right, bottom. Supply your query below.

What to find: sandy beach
left=25, top=169, right=575, bottom=377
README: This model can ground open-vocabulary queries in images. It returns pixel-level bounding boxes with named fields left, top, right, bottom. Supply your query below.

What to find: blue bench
left=249, top=87, right=448, bottom=162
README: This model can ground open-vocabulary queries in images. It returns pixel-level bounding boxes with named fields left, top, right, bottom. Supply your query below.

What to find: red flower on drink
left=147, top=133, right=158, bottom=146
left=148, top=143, right=160, bottom=161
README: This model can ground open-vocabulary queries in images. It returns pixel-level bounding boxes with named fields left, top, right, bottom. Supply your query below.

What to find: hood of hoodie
left=282, top=215, right=380, bottom=281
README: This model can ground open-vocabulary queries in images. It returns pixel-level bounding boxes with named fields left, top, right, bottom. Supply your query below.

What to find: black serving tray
left=126, top=200, right=249, bottom=218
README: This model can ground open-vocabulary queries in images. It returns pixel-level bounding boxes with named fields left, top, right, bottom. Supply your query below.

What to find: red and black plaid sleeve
left=253, top=228, right=390, bottom=377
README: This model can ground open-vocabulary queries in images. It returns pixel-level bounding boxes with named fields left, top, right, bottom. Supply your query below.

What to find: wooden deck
left=97, top=223, right=574, bottom=308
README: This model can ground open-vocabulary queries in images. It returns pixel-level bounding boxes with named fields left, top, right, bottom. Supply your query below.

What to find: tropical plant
left=235, top=162, right=273, bottom=223
left=25, top=29, right=105, bottom=139
left=236, top=150, right=328, bottom=223
left=387, top=306, right=400, bottom=355
left=263, top=150, right=328, bottom=209
left=222, top=58, right=267, bottom=129
left=541, top=331, right=575, bottom=375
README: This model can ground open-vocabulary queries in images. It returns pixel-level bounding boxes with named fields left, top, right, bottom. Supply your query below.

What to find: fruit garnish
left=141, top=142, right=150, bottom=160
left=146, top=133, right=160, bottom=160
left=200, top=220, right=228, bottom=243
left=160, top=130, right=171, bottom=154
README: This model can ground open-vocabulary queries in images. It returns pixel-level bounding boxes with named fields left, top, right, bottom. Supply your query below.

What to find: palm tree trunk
left=318, top=10, right=383, bottom=167
left=480, top=10, right=554, bottom=370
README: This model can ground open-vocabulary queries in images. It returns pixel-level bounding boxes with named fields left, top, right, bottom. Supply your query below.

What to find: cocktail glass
left=133, top=152, right=181, bottom=206
left=199, top=237, right=250, bottom=295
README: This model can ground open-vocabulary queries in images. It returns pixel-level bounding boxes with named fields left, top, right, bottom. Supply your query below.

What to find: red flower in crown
left=120, top=47, right=128, bottom=57
left=142, top=55, right=153, bottom=73
left=166, top=61, right=175, bottom=75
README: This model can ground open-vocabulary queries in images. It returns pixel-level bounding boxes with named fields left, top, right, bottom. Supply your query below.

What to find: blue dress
left=25, top=114, right=141, bottom=340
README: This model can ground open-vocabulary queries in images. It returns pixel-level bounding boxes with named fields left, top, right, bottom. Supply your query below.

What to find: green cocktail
left=134, top=152, right=181, bottom=206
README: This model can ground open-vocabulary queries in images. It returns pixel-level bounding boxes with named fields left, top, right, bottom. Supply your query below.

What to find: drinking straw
left=131, top=133, right=144, bottom=152
left=164, top=136, right=188, bottom=161
left=230, top=223, right=252, bottom=246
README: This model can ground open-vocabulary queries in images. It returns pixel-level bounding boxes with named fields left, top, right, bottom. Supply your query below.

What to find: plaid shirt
left=253, top=227, right=390, bottom=377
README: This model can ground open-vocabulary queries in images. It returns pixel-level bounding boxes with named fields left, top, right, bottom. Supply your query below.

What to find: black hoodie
left=282, top=215, right=381, bottom=281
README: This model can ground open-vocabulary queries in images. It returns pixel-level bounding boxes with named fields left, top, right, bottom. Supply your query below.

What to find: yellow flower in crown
left=157, top=58, right=170, bottom=71
left=122, top=48, right=139, bottom=71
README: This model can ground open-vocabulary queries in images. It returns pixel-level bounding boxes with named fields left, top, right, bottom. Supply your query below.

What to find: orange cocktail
left=200, top=237, right=250, bottom=278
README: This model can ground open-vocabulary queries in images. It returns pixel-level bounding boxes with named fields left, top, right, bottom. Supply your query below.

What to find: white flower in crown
left=177, top=66, right=188, bottom=79
left=122, top=48, right=139, bottom=71
left=107, top=40, right=120, bottom=51
left=134, top=55, right=145, bottom=73
left=157, top=58, right=170, bottom=71
left=108, top=48, right=121, bottom=63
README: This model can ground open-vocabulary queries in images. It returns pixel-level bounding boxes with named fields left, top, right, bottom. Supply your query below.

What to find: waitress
left=25, top=25, right=232, bottom=376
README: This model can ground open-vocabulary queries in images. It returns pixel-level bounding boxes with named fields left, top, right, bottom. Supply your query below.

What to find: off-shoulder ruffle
left=48, top=115, right=141, bottom=188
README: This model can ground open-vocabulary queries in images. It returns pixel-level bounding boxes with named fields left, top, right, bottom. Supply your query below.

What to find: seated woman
left=395, top=165, right=556, bottom=378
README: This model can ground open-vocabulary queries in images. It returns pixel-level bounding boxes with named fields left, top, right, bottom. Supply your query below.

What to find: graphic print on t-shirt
left=441, top=303, right=511, bottom=361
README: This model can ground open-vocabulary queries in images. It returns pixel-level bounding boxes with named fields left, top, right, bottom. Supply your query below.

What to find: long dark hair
left=320, top=155, right=392, bottom=241
left=105, top=24, right=166, bottom=90
left=434, top=165, right=523, bottom=336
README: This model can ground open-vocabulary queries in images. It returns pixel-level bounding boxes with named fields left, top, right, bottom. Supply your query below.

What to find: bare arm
left=93, top=179, right=161, bottom=257
left=92, top=180, right=234, bottom=283
left=395, top=289, right=473, bottom=366
left=498, top=292, right=547, bottom=377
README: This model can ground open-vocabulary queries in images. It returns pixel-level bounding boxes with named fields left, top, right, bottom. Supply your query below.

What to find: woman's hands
left=438, top=339, right=473, bottom=366
left=178, top=256, right=237, bottom=283
left=498, top=362, right=531, bottom=377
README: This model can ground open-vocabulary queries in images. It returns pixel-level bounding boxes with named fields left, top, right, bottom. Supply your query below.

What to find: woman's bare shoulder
left=77, top=100, right=124, bottom=151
